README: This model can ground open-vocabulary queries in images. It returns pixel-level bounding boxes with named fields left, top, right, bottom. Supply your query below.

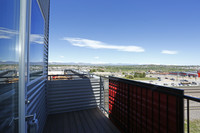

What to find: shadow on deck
left=43, top=108, right=120, bottom=133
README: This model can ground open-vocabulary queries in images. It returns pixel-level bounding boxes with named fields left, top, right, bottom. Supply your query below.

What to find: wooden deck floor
left=43, top=108, right=120, bottom=133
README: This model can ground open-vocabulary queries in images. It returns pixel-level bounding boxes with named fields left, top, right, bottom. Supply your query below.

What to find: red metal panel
left=168, top=95, right=177, bottom=133
left=160, top=93, right=167, bottom=133
left=198, top=70, right=200, bottom=77
left=109, top=78, right=183, bottom=133
left=153, top=92, right=159, bottom=133
left=141, top=88, right=147, bottom=133
left=147, top=89, right=153, bottom=132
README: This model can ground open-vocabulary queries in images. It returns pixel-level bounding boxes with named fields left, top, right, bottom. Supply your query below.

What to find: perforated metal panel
left=109, top=77, right=184, bottom=133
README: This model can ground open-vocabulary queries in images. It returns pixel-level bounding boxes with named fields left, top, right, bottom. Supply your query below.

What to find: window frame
left=27, top=0, right=45, bottom=84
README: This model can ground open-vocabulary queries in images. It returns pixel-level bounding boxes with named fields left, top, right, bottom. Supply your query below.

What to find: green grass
left=124, top=77, right=157, bottom=80
left=185, top=120, right=200, bottom=133
left=133, top=77, right=157, bottom=80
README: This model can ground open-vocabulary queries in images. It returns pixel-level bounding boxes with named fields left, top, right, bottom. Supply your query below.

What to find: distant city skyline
left=49, top=0, right=200, bottom=65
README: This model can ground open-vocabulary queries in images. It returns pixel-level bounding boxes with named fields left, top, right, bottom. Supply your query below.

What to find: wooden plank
left=48, top=105, right=97, bottom=115
left=96, top=108, right=121, bottom=133
left=43, top=117, right=50, bottom=133
left=77, top=110, right=91, bottom=133
left=46, top=114, right=61, bottom=133
left=82, top=110, right=98, bottom=133
left=43, top=109, right=121, bottom=133
left=85, top=109, right=105, bottom=133
left=63, top=113, right=71, bottom=133
left=73, top=111, right=85, bottom=133
left=68, top=111, right=77, bottom=133
left=55, top=113, right=64, bottom=133
left=90, top=108, right=114, bottom=133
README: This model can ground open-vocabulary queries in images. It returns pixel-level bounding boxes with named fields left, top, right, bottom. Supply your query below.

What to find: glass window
left=29, top=0, right=45, bottom=81
left=0, top=0, right=20, bottom=132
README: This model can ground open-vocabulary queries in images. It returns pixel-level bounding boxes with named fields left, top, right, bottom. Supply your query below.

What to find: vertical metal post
left=179, top=92, right=185, bottom=133
left=166, top=95, right=168, bottom=133
left=19, top=0, right=28, bottom=132
left=127, top=84, right=130, bottom=133
left=100, top=76, right=102, bottom=108
left=152, top=91, right=154, bottom=132
left=187, top=99, right=190, bottom=133
left=102, top=77, right=105, bottom=109
left=158, top=93, right=160, bottom=133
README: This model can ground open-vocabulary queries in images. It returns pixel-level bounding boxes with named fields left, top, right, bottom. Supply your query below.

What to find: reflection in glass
left=0, top=0, right=19, bottom=132
left=29, top=0, right=45, bottom=81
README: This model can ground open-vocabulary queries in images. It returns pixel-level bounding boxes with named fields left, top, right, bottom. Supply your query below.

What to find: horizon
left=1, top=60, right=200, bottom=66
left=48, top=61, right=200, bottom=67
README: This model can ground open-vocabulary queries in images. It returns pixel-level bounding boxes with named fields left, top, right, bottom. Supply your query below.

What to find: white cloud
left=0, top=27, right=44, bottom=45
left=161, top=50, right=178, bottom=55
left=0, top=35, right=11, bottom=39
left=63, top=37, right=145, bottom=52
left=0, top=27, right=18, bottom=39
left=30, top=34, right=44, bottom=44
left=60, top=56, right=64, bottom=58
left=94, top=56, right=99, bottom=59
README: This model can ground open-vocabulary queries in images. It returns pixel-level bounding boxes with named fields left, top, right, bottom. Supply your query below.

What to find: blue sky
left=49, top=0, right=200, bottom=65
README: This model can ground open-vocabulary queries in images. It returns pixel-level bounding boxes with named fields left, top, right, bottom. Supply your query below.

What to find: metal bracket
left=9, top=113, right=36, bottom=126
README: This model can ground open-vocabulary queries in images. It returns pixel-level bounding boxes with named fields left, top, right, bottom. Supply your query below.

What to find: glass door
left=0, top=0, right=20, bottom=132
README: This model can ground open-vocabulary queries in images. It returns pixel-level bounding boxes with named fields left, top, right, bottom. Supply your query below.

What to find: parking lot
left=144, top=74, right=200, bottom=87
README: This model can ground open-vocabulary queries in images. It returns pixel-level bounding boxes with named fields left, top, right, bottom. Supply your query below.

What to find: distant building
left=198, top=70, right=200, bottom=77
left=169, top=72, right=198, bottom=77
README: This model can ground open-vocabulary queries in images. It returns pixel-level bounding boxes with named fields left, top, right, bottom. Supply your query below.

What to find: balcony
left=40, top=70, right=200, bottom=133
left=43, top=108, right=120, bottom=133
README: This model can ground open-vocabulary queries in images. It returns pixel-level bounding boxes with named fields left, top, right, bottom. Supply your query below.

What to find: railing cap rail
left=184, top=95, right=200, bottom=102
left=109, top=76, right=184, bottom=96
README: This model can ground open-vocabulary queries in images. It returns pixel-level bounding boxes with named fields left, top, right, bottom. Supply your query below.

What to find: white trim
left=25, top=0, right=32, bottom=132
left=27, top=0, right=32, bottom=83
left=36, top=0, right=46, bottom=77
left=19, top=0, right=28, bottom=133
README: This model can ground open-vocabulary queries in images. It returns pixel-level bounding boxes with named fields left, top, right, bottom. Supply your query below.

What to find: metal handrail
left=184, top=95, right=200, bottom=103
left=48, top=73, right=92, bottom=81
left=184, top=95, right=200, bottom=133
left=109, top=76, right=184, bottom=98
left=48, top=74, right=88, bottom=76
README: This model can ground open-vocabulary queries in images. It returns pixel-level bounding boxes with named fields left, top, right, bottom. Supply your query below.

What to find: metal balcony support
left=100, top=76, right=102, bottom=107
left=19, top=0, right=29, bottom=132
left=187, top=99, right=190, bottom=133
left=184, top=95, right=200, bottom=133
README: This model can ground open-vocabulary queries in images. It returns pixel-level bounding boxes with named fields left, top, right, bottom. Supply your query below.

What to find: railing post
left=102, top=77, right=105, bottom=109
left=127, top=84, right=130, bottom=133
left=100, top=76, right=102, bottom=108
left=187, top=99, right=190, bottom=133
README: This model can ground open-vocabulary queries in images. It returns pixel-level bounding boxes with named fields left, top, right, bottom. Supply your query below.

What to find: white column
left=19, top=0, right=28, bottom=133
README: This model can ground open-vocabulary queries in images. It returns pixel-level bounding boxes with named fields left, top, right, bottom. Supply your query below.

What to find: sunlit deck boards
left=43, top=108, right=120, bottom=133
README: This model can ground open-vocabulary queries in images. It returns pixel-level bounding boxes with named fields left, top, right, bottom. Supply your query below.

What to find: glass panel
left=29, top=0, right=44, bottom=81
left=0, top=0, right=20, bottom=132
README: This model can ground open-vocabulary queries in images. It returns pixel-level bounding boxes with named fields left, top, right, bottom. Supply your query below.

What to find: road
left=176, top=86, right=200, bottom=120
